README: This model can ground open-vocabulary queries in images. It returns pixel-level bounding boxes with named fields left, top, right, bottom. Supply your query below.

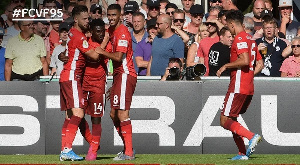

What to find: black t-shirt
left=255, top=37, right=287, bottom=77
left=208, top=42, right=230, bottom=76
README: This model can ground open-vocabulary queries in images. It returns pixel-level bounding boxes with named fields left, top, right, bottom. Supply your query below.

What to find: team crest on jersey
left=69, top=32, right=73, bottom=37
left=238, top=37, right=242, bottom=40
left=121, top=34, right=126, bottom=38
left=83, top=40, right=89, bottom=48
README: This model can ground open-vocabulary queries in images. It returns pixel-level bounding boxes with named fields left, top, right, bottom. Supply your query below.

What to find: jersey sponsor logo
left=237, top=42, right=248, bottom=49
left=118, top=40, right=128, bottom=47
left=82, top=40, right=89, bottom=48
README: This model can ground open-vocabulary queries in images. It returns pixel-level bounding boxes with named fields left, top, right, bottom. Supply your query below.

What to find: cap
left=261, top=9, right=273, bottom=18
left=33, top=17, right=50, bottom=25
left=147, top=0, right=160, bottom=7
left=90, top=4, right=102, bottom=13
left=124, top=1, right=139, bottom=13
left=0, top=27, right=5, bottom=36
left=59, top=22, right=71, bottom=32
left=147, top=18, right=157, bottom=29
left=165, top=3, right=178, bottom=10
left=278, top=0, right=292, bottom=7
left=190, top=4, right=204, bottom=15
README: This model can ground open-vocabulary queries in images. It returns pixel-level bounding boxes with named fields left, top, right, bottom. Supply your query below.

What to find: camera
left=186, top=64, right=206, bottom=80
left=167, top=67, right=181, bottom=80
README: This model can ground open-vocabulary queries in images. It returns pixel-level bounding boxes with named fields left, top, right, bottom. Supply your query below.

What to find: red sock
left=91, top=123, right=102, bottom=153
left=120, top=120, right=133, bottom=156
left=65, top=115, right=82, bottom=149
left=61, top=118, right=70, bottom=151
left=233, top=133, right=246, bottom=155
left=78, top=118, right=92, bottom=144
left=113, top=120, right=124, bottom=144
left=224, top=119, right=254, bottom=140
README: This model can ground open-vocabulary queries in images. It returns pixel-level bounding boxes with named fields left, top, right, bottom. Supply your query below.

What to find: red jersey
left=59, top=28, right=92, bottom=82
left=108, top=24, right=137, bottom=77
left=228, top=31, right=260, bottom=95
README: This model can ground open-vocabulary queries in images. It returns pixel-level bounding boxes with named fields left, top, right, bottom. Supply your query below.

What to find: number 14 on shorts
left=94, top=103, right=103, bottom=114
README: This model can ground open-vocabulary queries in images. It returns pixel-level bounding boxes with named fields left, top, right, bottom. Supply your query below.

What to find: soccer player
left=95, top=4, right=137, bottom=161
left=59, top=5, right=102, bottom=161
left=216, top=10, right=262, bottom=160
left=83, top=19, right=111, bottom=161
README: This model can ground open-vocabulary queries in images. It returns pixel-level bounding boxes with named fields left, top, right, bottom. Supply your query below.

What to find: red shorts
left=83, top=81, right=106, bottom=117
left=60, top=80, right=85, bottom=111
left=110, top=74, right=137, bottom=110
left=221, top=92, right=253, bottom=117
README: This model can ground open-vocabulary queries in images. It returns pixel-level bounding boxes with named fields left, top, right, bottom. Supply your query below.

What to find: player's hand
left=58, top=50, right=69, bottom=63
left=105, top=87, right=112, bottom=100
left=95, top=46, right=105, bottom=55
left=216, top=65, right=226, bottom=77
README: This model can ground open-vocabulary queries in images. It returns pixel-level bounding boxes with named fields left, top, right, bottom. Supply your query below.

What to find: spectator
left=218, top=10, right=227, bottom=26
left=160, top=58, right=183, bottom=81
left=244, top=16, right=255, bottom=36
left=255, top=17, right=287, bottom=77
left=49, top=17, right=62, bottom=63
left=5, top=16, right=48, bottom=81
left=140, top=0, right=148, bottom=18
left=181, top=0, right=195, bottom=23
left=186, top=23, right=209, bottom=68
left=244, top=0, right=266, bottom=32
left=160, top=0, right=169, bottom=14
left=43, top=0, right=58, bottom=20
left=197, top=16, right=220, bottom=76
left=172, top=9, right=193, bottom=48
left=208, top=27, right=233, bottom=76
left=264, top=0, right=273, bottom=11
left=147, top=14, right=184, bottom=76
left=205, top=0, right=223, bottom=19
left=3, top=3, right=15, bottom=28
left=66, top=2, right=77, bottom=15
left=11, top=0, right=25, bottom=7
left=131, top=12, right=148, bottom=72
left=123, top=1, right=139, bottom=31
left=165, top=3, right=178, bottom=20
left=222, top=0, right=238, bottom=11
left=278, top=0, right=300, bottom=42
left=50, top=22, right=70, bottom=76
left=116, top=0, right=128, bottom=9
left=90, top=4, right=103, bottom=20
left=134, top=19, right=157, bottom=76
left=183, top=4, right=204, bottom=35
left=0, top=28, right=5, bottom=81
left=280, top=37, right=300, bottom=77
left=147, top=0, right=160, bottom=20
left=2, top=5, right=23, bottom=48
left=33, top=17, right=51, bottom=65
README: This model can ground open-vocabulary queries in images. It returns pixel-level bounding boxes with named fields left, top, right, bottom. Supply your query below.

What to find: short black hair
left=226, top=10, right=244, bottom=25
left=43, top=0, right=56, bottom=6
left=72, top=5, right=88, bottom=18
left=169, top=58, right=182, bottom=68
left=219, top=26, right=230, bottom=36
left=90, top=19, right=105, bottom=29
left=132, top=12, right=145, bottom=19
left=107, top=4, right=121, bottom=13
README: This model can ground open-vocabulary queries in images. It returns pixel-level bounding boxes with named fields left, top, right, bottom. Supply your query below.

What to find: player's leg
left=85, top=117, right=102, bottom=160
left=78, top=91, right=92, bottom=144
left=61, top=111, right=70, bottom=151
left=118, top=109, right=133, bottom=157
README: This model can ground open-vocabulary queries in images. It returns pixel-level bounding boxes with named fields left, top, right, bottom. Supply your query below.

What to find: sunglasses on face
left=291, top=45, right=300, bottom=48
left=173, top=19, right=184, bottom=23
left=93, top=10, right=101, bottom=14
left=166, top=11, right=174, bottom=15
left=192, top=14, right=204, bottom=18
left=205, top=22, right=217, bottom=26
left=149, top=6, right=160, bottom=11
left=211, top=0, right=222, bottom=3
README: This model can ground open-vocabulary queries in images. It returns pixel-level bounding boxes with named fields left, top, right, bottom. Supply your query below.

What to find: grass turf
left=0, top=154, right=300, bottom=164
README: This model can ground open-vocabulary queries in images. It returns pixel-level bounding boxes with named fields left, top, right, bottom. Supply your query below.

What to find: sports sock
left=61, top=118, right=70, bottom=151
left=113, top=120, right=125, bottom=144
left=78, top=118, right=92, bottom=144
left=223, top=119, right=255, bottom=140
left=233, top=133, right=246, bottom=155
left=65, top=115, right=82, bottom=149
left=120, top=119, right=133, bottom=156
left=91, top=123, right=102, bottom=153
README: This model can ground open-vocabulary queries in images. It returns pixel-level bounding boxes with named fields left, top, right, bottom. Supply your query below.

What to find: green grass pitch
left=1, top=154, right=300, bottom=164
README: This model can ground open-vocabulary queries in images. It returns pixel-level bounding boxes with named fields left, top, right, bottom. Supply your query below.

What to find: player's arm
left=217, top=52, right=249, bottom=77
left=95, top=46, right=123, bottom=62
left=84, top=49, right=101, bottom=61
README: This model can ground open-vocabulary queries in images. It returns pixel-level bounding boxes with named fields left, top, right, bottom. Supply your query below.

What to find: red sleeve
left=115, top=32, right=130, bottom=54
left=77, top=36, right=93, bottom=53
left=105, top=42, right=112, bottom=53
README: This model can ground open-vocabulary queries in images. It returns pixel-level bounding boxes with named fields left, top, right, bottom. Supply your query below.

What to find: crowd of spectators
left=0, top=0, right=300, bottom=81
